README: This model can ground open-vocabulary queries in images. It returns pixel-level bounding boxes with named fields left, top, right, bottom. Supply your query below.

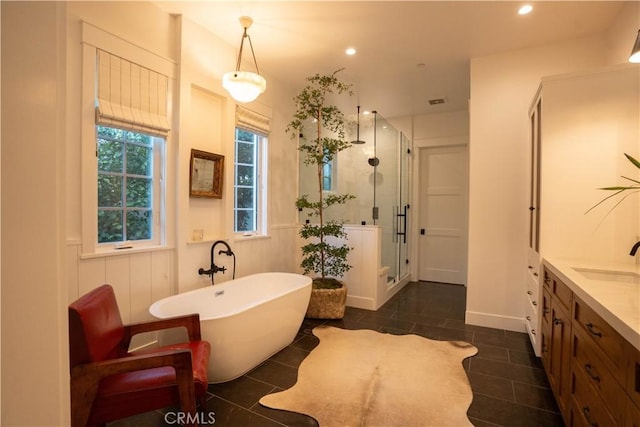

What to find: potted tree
left=288, top=69, right=355, bottom=319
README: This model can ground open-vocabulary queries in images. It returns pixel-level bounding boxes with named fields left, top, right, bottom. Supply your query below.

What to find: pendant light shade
left=630, top=30, right=640, bottom=63
left=223, top=16, right=266, bottom=103
left=223, top=71, right=266, bottom=103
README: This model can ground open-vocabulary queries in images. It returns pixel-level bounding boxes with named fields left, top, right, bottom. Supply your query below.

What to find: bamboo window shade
left=96, top=49, right=170, bottom=137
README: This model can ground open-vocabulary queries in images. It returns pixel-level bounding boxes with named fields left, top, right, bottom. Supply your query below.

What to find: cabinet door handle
left=526, top=316, right=531, bottom=321
left=527, top=290, right=533, bottom=295
left=586, top=322, right=603, bottom=338
left=582, top=406, right=598, bottom=427
left=533, top=272, right=539, bottom=277
left=531, top=329, right=536, bottom=335
left=553, top=317, right=563, bottom=325
left=543, top=307, right=550, bottom=314
left=584, top=364, right=601, bottom=383
left=532, top=301, right=537, bottom=306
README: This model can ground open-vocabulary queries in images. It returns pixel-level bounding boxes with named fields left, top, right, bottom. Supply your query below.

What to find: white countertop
left=543, top=257, right=640, bottom=352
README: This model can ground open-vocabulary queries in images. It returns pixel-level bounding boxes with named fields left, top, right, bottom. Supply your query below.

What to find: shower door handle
left=396, top=205, right=407, bottom=244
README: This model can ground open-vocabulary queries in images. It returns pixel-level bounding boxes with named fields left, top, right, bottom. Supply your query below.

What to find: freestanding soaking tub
left=149, top=272, right=312, bottom=383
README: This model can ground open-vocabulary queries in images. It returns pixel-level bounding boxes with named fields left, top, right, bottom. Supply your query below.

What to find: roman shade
left=96, top=49, right=170, bottom=137
left=236, top=106, right=270, bottom=135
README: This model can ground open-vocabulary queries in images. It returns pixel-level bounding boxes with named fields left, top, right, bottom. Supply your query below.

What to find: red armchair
left=68, top=284, right=211, bottom=427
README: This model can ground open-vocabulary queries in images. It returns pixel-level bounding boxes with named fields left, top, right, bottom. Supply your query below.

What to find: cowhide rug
left=259, top=326, right=478, bottom=427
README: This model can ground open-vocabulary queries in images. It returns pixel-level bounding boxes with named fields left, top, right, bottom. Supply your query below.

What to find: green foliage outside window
left=235, top=128, right=258, bottom=232
left=97, top=126, right=155, bottom=243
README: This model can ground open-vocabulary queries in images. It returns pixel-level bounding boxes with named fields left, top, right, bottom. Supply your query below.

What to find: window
left=234, top=127, right=267, bottom=234
left=97, top=125, right=163, bottom=244
left=80, top=28, right=175, bottom=254
left=322, top=155, right=334, bottom=192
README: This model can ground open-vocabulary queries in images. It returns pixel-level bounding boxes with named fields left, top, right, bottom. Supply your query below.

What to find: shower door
left=374, top=115, right=410, bottom=284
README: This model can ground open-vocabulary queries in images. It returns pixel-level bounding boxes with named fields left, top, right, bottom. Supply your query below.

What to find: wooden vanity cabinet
left=627, top=342, right=640, bottom=427
left=541, top=267, right=573, bottom=420
left=541, top=265, right=640, bottom=426
left=540, top=287, right=552, bottom=365
left=628, top=399, right=640, bottom=427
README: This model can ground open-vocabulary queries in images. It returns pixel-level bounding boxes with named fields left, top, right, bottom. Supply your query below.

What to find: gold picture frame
left=189, top=149, right=224, bottom=198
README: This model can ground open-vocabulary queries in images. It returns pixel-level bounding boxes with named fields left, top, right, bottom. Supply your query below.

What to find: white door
left=418, top=146, right=468, bottom=285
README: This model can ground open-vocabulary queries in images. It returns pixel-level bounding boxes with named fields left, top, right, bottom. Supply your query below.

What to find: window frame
left=233, top=126, right=268, bottom=237
left=80, top=23, right=174, bottom=256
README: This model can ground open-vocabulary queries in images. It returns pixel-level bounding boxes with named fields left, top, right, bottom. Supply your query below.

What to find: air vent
left=428, top=98, right=446, bottom=105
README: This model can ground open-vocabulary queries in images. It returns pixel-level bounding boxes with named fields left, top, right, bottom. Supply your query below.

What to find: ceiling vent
left=428, top=98, right=446, bottom=105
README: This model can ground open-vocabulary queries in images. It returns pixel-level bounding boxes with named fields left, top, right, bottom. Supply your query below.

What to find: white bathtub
left=149, top=272, right=312, bottom=383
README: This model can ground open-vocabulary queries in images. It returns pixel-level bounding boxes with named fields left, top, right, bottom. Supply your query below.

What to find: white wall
left=64, top=2, right=301, bottom=300
left=174, top=16, right=300, bottom=294
left=539, top=65, right=640, bottom=263
left=467, top=35, right=608, bottom=331
left=1, top=1, right=301, bottom=425
left=466, top=10, right=640, bottom=332
left=604, top=1, right=640, bottom=65
left=1, top=2, right=68, bottom=425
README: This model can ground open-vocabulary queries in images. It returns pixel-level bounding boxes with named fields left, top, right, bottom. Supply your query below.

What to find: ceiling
left=154, top=1, right=626, bottom=119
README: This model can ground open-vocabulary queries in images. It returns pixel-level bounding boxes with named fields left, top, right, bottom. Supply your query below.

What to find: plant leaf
left=624, top=153, right=640, bottom=169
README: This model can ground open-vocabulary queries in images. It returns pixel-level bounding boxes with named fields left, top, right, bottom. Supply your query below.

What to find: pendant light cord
left=235, top=27, right=261, bottom=74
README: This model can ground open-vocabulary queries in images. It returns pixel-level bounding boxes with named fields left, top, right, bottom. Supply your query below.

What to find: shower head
left=351, top=105, right=366, bottom=144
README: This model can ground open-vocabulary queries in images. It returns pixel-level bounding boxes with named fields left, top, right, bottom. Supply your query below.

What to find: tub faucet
left=198, top=240, right=235, bottom=284
left=630, top=241, right=640, bottom=256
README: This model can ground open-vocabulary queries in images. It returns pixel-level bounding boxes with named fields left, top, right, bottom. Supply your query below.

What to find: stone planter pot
left=305, top=283, right=347, bottom=319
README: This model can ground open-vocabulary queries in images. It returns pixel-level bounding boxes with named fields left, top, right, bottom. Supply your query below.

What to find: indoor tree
left=288, top=69, right=355, bottom=289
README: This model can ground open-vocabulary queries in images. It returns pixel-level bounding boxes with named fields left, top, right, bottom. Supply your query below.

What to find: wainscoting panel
left=68, top=242, right=174, bottom=327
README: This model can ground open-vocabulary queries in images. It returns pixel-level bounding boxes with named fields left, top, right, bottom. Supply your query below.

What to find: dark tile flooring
left=109, top=281, right=564, bottom=426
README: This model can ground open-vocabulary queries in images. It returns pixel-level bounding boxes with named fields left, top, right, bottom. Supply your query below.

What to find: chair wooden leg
left=70, top=374, right=99, bottom=427
left=198, top=392, right=208, bottom=412
left=174, top=356, right=197, bottom=426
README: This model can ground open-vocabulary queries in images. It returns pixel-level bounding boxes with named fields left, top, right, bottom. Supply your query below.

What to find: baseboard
left=465, top=310, right=526, bottom=333
left=346, top=295, right=375, bottom=311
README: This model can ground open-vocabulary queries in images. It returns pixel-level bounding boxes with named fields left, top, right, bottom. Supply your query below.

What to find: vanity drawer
left=525, top=298, right=538, bottom=348
left=573, top=296, right=626, bottom=382
left=553, top=276, right=572, bottom=313
left=570, top=366, right=617, bottom=427
left=628, top=342, right=640, bottom=409
left=571, top=327, right=625, bottom=424
left=526, top=273, right=539, bottom=313
left=543, top=267, right=553, bottom=291
left=543, top=267, right=572, bottom=312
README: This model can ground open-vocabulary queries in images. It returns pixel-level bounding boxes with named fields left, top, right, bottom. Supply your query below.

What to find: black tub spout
left=198, top=240, right=236, bottom=285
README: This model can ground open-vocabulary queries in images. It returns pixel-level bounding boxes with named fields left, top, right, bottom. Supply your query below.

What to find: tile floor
left=109, top=281, right=565, bottom=426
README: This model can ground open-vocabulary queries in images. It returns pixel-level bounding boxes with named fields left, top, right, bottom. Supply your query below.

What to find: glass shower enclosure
left=298, top=110, right=411, bottom=286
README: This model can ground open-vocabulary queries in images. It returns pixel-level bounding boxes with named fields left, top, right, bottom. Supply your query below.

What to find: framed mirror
left=189, top=149, right=224, bottom=198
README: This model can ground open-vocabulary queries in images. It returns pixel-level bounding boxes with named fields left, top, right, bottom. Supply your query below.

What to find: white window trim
left=80, top=22, right=176, bottom=256
left=233, top=128, right=268, bottom=237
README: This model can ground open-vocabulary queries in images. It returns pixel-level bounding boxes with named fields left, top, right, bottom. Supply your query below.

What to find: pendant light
left=629, top=29, right=640, bottom=63
left=351, top=105, right=366, bottom=144
left=223, top=16, right=267, bottom=103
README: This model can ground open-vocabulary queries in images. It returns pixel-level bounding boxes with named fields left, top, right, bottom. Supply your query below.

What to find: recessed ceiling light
left=346, top=47, right=356, bottom=56
left=518, top=4, right=533, bottom=15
